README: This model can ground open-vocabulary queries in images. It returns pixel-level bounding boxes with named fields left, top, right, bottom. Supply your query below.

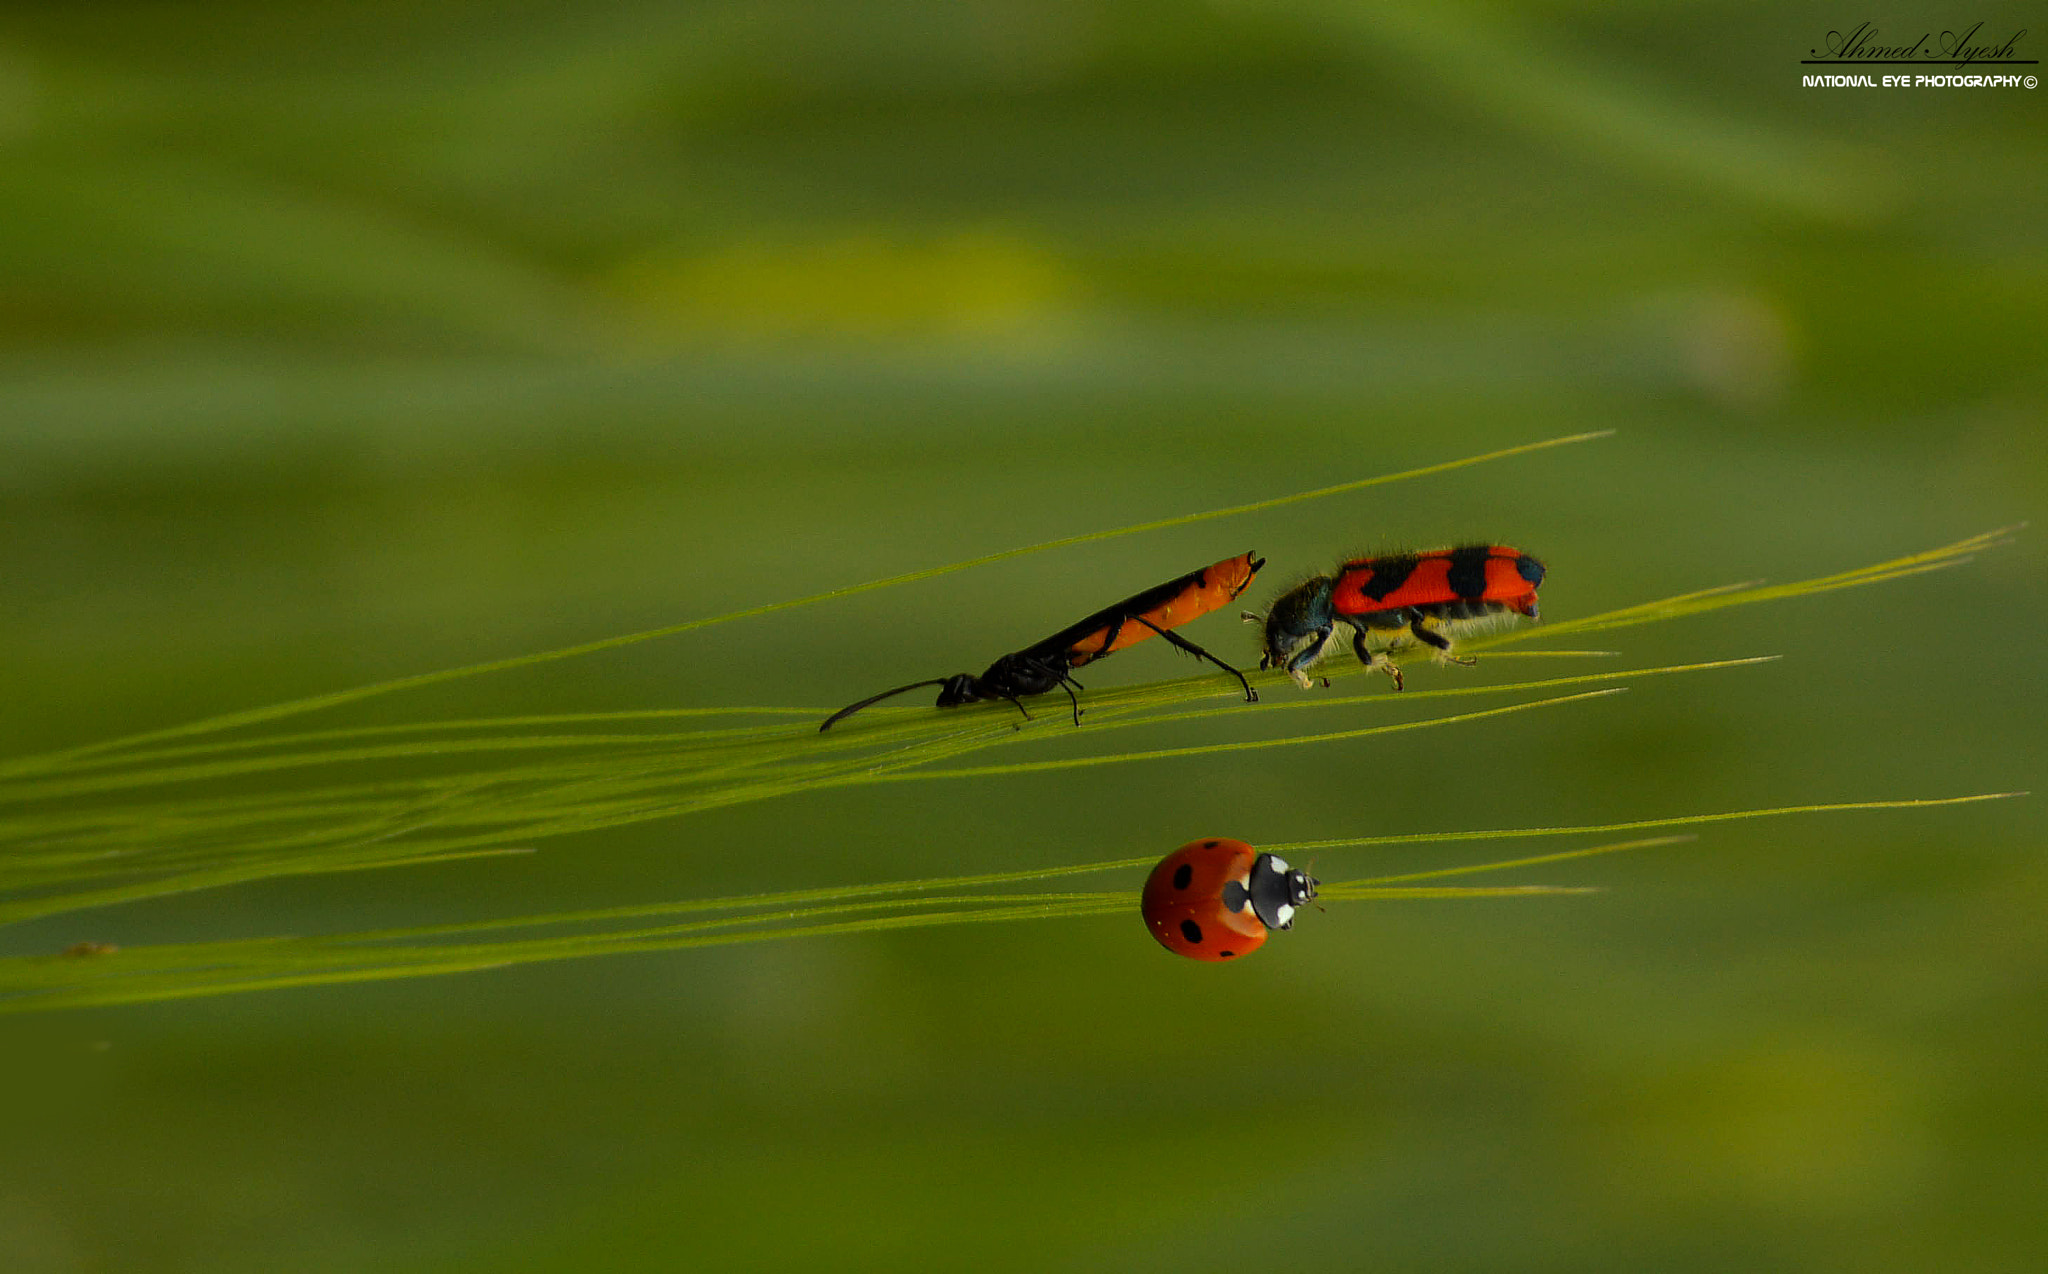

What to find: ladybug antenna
left=819, top=679, right=954, bottom=732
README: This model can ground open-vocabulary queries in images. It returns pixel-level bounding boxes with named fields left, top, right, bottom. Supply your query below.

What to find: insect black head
left=1257, top=577, right=1338, bottom=676
left=933, top=673, right=987, bottom=707
left=1247, top=852, right=1319, bottom=931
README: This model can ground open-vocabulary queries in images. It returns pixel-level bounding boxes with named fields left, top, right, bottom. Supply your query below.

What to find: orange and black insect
left=1252, top=544, right=1543, bottom=691
left=821, top=551, right=1265, bottom=731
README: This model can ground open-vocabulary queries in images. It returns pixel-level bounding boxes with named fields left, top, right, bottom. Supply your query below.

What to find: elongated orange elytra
left=822, top=552, right=1265, bottom=730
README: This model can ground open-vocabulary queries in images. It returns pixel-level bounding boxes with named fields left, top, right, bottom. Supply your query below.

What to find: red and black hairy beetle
left=1252, top=544, right=1544, bottom=690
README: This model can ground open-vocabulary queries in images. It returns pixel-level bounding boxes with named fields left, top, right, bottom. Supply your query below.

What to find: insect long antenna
left=819, top=679, right=953, bottom=731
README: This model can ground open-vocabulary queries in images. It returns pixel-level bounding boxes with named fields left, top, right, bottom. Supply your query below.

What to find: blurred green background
left=2, top=2, right=2043, bottom=1270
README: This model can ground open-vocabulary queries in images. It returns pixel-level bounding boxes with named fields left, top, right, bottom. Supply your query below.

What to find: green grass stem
left=0, top=431, right=1611, bottom=780
left=0, top=434, right=2022, bottom=1010
left=0, top=802, right=2008, bottom=1014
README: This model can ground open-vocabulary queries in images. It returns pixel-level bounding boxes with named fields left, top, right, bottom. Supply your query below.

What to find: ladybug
left=1141, top=838, right=1319, bottom=962
left=1253, top=544, right=1545, bottom=691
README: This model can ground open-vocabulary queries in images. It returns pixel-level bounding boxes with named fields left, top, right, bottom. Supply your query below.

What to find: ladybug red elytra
left=1140, top=838, right=1318, bottom=962
left=1252, top=544, right=1545, bottom=690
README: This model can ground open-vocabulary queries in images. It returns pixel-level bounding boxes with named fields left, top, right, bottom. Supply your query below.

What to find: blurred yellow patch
left=613, top=230, right=1078, bottom=341
left=1597, top=1039, right=1932, bottom=1213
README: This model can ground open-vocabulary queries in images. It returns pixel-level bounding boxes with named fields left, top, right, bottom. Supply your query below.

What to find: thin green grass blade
left=0, top=519, right=2019, bottom=941
left=864, top=688, right=1625, bottom=781
left=1268, top=793, right=2022, bottom=855
left=0, top=662, right=1724, bottom=881
left=1476, top=526, right=2020, bottom=648
left=0, top=792, right=2007, bottom=1014
left=1326, top=885, right=1602, bottom=900
left=1330, top=836, right=1696, bottom=887
left=0, top=898, right=1136, bottom=1012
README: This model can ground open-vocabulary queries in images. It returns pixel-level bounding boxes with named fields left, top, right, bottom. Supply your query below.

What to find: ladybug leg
left=1348, top=623, right=1404, bottom=692
left=1407, top=614, right=1477, bottom=667
left=1133, top=617, right=1258, bottom=703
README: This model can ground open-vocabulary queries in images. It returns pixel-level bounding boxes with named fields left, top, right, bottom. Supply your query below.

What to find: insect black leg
left=1133, top=616, right=1258, bottom=702
left=1086, top=617, right=1126, bottom=660
left=1405, top=616, right=1450, bottom=651
left=1059, top=677, right=1083, bottom=725
left=1408, top=614, right=1477, bottom=666
left=1349, top=623, right=1404, bottom=692
left=1281, top=627, right=1335, bottom=688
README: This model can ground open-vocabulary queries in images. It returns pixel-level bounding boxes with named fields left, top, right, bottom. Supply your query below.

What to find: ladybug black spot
left=1179, top=919, right=1203, bottom=944
left=1203, top=840, right=1219, bottom=849
left=1218, top=950, right=1235, bottom=958
left=1171, top=863, right=1193, bottom=890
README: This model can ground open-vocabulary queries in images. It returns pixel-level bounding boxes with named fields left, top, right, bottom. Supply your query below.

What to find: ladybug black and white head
left=1243, top=852, right=1318, bottom=930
